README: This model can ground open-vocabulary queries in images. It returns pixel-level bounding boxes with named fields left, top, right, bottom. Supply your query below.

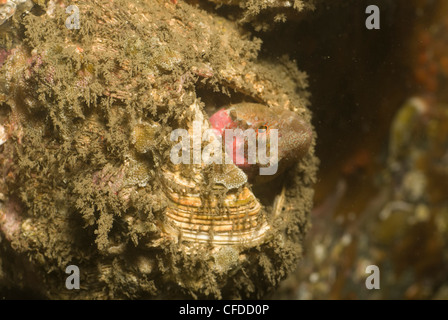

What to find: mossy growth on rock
left=0, top=0, right=317, bottom=299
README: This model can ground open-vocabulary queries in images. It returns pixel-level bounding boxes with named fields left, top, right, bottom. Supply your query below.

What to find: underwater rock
left=0, top=0, right=317, bottom=299
left=201, top=0, right=317, bottom=31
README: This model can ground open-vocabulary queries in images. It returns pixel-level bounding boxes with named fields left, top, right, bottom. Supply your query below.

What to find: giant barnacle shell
left=160, top=164, right=269, bottom=246
left=158, top=100, right=270, bottom=247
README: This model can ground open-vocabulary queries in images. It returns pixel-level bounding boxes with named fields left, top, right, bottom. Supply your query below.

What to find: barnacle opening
left=196, top=85, right=258, bottom=117
left=196, top=86, right=301, bottom=214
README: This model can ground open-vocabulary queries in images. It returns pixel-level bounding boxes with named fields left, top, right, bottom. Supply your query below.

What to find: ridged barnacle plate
left=160, top=164, right=270, bottom=246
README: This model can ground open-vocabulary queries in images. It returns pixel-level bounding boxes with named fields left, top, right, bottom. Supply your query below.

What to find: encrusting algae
left=0, top=0, right=317, bottom=298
